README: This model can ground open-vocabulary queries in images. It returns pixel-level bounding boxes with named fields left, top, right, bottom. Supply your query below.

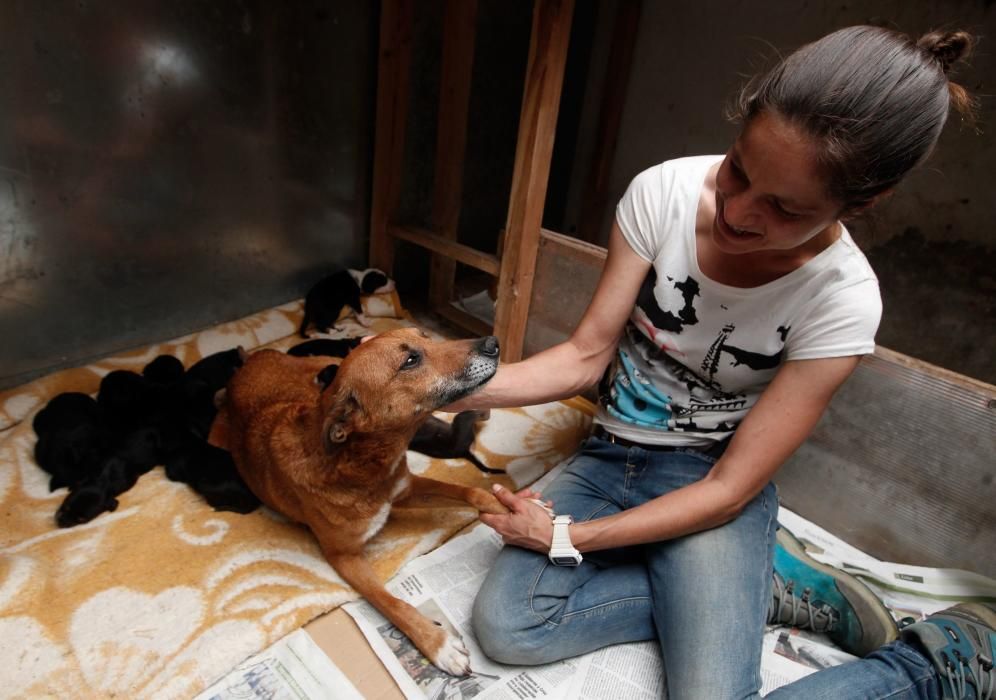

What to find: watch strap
left=549, top=514, right=582, bottom=566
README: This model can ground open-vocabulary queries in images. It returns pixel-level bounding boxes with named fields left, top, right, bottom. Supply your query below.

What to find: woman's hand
left=479, top=485, right=556, bottom=553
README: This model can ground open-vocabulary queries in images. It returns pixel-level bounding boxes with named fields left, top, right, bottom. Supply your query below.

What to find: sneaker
left=901, top=603, right=996, bottom=699
left=768, top=527, right=898, bottom=657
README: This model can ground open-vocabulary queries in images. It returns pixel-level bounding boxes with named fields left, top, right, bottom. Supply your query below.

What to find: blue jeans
left=472, top=436, right=941, bottom=699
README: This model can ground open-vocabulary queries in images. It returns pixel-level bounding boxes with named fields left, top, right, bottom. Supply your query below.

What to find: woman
left=450, top=25, right=993, bottom=699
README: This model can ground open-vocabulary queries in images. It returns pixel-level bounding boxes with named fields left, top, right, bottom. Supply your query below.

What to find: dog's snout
left=477, top=336, right=499, bottom=358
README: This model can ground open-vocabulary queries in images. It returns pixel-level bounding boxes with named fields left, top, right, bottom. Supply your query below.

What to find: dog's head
left=318, top=328, right=498, bottom=450
left=350, top=267, right=396, bottom=295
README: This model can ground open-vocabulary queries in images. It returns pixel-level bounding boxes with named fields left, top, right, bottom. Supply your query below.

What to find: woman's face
left=713, top=110, right=843, bottom=257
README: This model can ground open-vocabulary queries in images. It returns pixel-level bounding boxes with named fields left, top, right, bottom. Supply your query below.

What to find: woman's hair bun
left=917, top=30, right=975, bottom=73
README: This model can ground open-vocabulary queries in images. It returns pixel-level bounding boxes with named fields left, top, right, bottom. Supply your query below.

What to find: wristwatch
left=548, top=514, right=583, bottom=567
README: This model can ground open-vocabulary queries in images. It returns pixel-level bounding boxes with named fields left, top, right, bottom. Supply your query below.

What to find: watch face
left=552, top=556, right=581, bottom=566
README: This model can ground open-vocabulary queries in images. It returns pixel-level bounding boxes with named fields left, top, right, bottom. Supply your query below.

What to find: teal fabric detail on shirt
left=608, top=351, right=673, bottom=428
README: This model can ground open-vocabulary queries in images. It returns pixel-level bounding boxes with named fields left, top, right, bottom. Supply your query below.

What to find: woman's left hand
left=479, top=485, right=556, bottom=553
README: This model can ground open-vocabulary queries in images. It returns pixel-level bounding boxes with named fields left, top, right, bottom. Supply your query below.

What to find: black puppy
left=98, top=370, right=161, bottom=434
left=298, top=268, right=394, bottom=337
left=54, top=426, right=164, bottom=527
left=34, top=419, right=108, bottom=491
left=97, top=366, right=191, bottom=459
left=143, top=354, right=185, bottom=385
left=294, top=339, right=364, bottom=391
left=287, top=337, right=362, bottom=358
left=165, top=437, right=260, bottom=514
left=315, top=364, right=339, bottom=388
left=36, top=349, right=252, bottom=527
left=56, top=468, right=121, bottom=527
left=184, top=347, right=246, bottom=389
left=181, top=348, right=246, bottom=439
left=33, top=392, right=109, bottom=491
left=408, top=409, right=504, bottom=474
left=32, top=392, right=100, bottom=437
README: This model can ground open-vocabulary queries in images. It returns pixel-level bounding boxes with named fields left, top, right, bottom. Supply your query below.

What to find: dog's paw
left=430, top=630, right=471, bottom=676
left=471, top=409, right=491, bottom=422
left=468, top=487, right=510, bottom=515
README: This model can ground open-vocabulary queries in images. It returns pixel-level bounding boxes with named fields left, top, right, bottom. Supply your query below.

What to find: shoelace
left=771, top=576, right=838, bottom=633
left=942, top=649, right=994, bottom=700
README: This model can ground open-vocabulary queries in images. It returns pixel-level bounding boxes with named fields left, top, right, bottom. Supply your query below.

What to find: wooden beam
left=388, top=224, right=500, bottom=276
left=432, top=303, right=495, bottom=338
left=369, top=0, right=414, bottom=274
left=539, top=227, right=607, bottom=263
left=493, top=0, right=575, bottom=362
left=576, top=0, right=641, bottom=244
left=429, top=0, right=478, bottom=309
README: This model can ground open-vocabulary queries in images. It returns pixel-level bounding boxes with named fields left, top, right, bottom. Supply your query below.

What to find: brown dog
left=209, top=328, right=508, bottom=675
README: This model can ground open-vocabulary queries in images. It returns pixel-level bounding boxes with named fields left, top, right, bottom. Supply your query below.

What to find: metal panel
left=523, top=228, right=604, bottom=359
left=0, top=1, right=376, bottom=389
left=778, top=350, right=996, bottom=577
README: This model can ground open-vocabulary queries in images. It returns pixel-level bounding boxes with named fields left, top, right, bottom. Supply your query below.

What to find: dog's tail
left=449, top=411, right=504, bottom=474
left=465, top=452, right=505, bottom=475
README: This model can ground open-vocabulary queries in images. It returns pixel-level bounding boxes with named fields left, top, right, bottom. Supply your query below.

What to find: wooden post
left=429, top=0, right=478, bottom=310
left=577, top=0, right=641, bottom=244
left=369, top=0, right=414, bottom=275
left=493, top=0, right=575, bottom=362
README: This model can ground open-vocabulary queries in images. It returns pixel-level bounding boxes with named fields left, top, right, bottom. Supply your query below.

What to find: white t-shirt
left=596, top=155, right=882, bottom=446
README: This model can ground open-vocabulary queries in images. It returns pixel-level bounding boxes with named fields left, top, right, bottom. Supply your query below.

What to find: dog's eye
left=401, top=351, right=421, bottom=370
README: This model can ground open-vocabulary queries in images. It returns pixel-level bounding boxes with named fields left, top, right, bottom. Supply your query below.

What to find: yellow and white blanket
left=0, top=298, right=593, bottom=699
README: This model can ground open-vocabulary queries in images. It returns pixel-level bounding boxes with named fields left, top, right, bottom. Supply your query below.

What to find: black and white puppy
left=409, top=410, right=504, bottom=474
left=298, top=268, right=395, bottom=337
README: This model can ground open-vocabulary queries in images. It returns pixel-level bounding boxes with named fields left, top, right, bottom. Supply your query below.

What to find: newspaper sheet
left=344, top=494, right=996, bottom=699
left=344, top=523, right=589, bottom=700
left=759, top=626, right=858, bottom=692
left=195, top=628, right=364, bottom=700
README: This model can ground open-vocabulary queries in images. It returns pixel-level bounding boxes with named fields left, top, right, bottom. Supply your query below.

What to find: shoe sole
left=948, top=602, right=996, bottom=631
left=778, top=528, right=898, bottom=656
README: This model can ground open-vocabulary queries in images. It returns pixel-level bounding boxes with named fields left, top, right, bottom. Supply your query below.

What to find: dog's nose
left=478, top=336, right=499, bottom=358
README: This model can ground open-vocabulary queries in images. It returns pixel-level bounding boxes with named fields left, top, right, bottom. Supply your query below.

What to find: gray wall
left=561, top=0, right=995, bottom=383
left=0, top=1, right=377, bottom=389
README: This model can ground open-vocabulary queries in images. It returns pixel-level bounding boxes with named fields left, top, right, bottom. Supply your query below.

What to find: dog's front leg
left=324, top=550, right=472, bottom=675
left=396, top=475, right=509, bottom=515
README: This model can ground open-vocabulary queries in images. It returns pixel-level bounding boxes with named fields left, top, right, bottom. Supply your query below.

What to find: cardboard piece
left=306, top=608, right=405, bottom=700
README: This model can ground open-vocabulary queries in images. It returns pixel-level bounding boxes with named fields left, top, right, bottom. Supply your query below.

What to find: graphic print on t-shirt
left=607, top=268, right=792, bottom=434
left=636, top=267, right=700, bottom=333
left=701, top=323, right=788, bottom=378
left=605, top=326, right=750, bottom=433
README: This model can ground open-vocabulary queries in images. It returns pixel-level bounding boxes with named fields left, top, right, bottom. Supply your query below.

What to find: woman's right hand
left=479, top=484, right=557, bottom=553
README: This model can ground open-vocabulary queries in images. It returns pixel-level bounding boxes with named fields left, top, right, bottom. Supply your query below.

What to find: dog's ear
left=322, top=391, right=361, bottom=453
left=208, top=404, right=232, bottom=451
